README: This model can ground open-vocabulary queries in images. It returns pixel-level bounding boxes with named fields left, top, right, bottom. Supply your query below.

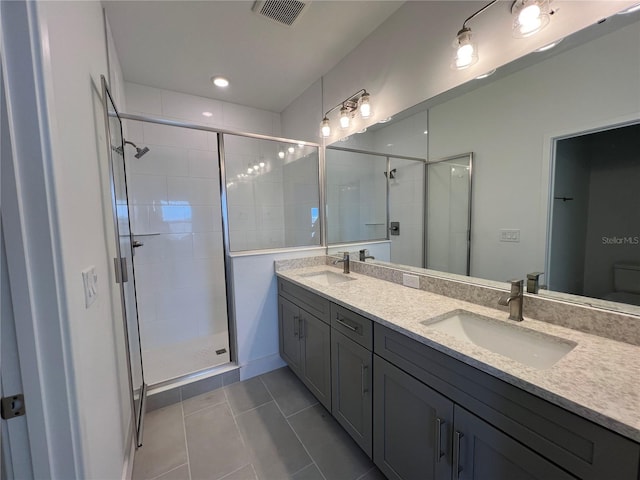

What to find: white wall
left=35, top=2, right=131, bottom=477
left=281, top=1, right=635, bottom=144
left=429, top=21, right=640, bottom=282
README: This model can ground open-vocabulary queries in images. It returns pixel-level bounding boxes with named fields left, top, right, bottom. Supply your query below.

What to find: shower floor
left=142, top=332, right=231, bottom=386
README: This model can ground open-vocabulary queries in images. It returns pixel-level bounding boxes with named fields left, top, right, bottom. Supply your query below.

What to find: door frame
left=0, top=0, right=82, bottom=477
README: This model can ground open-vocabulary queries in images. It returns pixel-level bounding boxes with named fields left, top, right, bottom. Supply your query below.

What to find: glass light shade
left=359, top=93, right=371, bottom=118
left=278, top=150, right=285, bottom=159
left=512, top=0, right=550, bottom=38
left=452, top=28, right=478, bottom=70
left=320, top=118, right=331, bottom=138
left=340, top=106, right=350, bottom=129
left=288, top=146, right=295, bottom=153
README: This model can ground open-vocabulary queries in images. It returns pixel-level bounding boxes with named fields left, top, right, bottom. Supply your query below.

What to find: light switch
left=82, top=266, right=98, bottom=308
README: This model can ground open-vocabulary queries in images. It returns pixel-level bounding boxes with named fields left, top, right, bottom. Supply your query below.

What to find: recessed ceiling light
left=202, top=111, right=213, bottom=117
left=617, top=3, right=640, bottom=14
left=211, top=76, right=229, bottom=88
left=535, top=38, right=563, bottom=52
left=378, top=117, right=393, bottom=124
left=476, top=69, right=497, bottom=79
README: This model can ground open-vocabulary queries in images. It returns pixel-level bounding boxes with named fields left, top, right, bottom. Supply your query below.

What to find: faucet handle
left=526, top=272, right=543, bottom=293
left=508, top=279, right=524, bottom=293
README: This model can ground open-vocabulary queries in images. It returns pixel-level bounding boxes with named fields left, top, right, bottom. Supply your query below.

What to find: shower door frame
left=101, top=76, right=147, bottom=448
left=424, top=152, right=474, bottom=276
left=116, top=111, right=323, bottom=383
left=326, top=145, right=428, bottom=266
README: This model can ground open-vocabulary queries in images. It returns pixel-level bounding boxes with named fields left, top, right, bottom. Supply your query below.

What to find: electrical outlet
left=402, top=273, right=420, bottom=289
left=82, top=266, right=98, bottom=308
left=500, top=229, right=521, bottom=243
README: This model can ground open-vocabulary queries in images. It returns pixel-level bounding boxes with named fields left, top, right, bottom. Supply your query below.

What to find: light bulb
left=320, top=117, right=331, bottom=138
left=340, top=106, right=350, bottom=129
left=359, top=92, right=371, bottom=118
left=259, top=162, right=265, bottom=167
left=519, top=4, right=541, bottom=26
left=211, top=76, right=229, bottom=87
left=452, top=28, right=478, bottom=70
left=278, top=150, right=285, bottom=159
left=512, top=0, right=550, bottom=38
left=288, top=146, right=295, bottom=154
left=247, top=167, right=253, bottom=174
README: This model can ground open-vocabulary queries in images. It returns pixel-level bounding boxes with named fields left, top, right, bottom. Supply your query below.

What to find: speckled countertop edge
left=276, top=264, right=640, bottom=443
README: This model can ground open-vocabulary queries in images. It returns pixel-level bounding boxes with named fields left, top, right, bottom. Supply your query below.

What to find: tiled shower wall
left=123, top=82, right=281, bottom=351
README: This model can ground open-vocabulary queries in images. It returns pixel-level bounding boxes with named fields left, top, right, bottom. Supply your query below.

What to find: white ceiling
left=104, top=1, right=404, bottom=113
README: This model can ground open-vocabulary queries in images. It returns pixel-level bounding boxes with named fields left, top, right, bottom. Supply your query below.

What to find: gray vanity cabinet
left=331, top=330, right=373, bottom=457
left=373, top=355, right=453, bottom=480
left=278, top=281, right=331, bottom=411
left=453, top=406, right=575, bottom=480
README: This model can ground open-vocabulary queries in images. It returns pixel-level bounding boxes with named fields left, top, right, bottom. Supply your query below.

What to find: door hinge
left=113, top=257, right=128, bottom=283
left=1, top=394, right=26, bottom=420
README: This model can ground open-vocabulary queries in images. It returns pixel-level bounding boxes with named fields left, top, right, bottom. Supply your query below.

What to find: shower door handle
left=132, top=240, right=144, bottom=248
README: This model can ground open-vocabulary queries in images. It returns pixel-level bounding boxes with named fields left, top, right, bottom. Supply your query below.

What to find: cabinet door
left=278, top=296, right=301, bottom=373
left=332, top=330, right=373, bottom=457
left=300, top=311, right=331, bottom=411
left=453, top=406, right=576, bottom=480
left=373, top=356, right=453, bottom=480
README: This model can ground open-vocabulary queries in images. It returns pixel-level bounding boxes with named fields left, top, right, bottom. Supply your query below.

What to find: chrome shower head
left=123, top=140, right=150, bottom=159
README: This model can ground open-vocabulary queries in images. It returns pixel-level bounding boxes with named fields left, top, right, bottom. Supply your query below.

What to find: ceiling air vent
left=252, top=0, right=310, bottom=27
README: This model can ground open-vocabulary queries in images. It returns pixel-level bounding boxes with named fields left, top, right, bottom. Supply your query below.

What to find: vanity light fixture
left=202, top=111, right=213, bottom=117
left=512, top=0, right=553, bottom=38
left=278, top=150, right=285, bottom=159
left=288, top=146, right=295, bottom=154
left=451, top=0, right=498, bottom=70
left=319, top=89, right=371, bottom=138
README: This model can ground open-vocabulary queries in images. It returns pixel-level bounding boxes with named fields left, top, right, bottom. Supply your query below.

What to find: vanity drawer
left=374, top=323, right=640, bottom=480
left=331, top=303, right=373, bottom=350
left=278, top=278, right=331, bottom=324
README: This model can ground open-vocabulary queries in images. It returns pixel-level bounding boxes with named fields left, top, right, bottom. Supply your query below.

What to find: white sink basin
left=422, top=309, right=576, bottom=370
left=300, top=270, right=355, bottom=286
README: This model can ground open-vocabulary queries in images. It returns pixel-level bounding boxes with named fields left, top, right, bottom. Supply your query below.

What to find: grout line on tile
left=263, top=381, right=328, bottom=480
left=149, top=463, right=189, bottom=480
left=288, top=461, right=316, bottom=478
left=284, top=401, right=319, bottom=419
left=217, top=462, right=253, bottom=480
left=223, top=387, right=248, bottom=449
left=179, top=400, right=193, bottom=480
left=354, top=466, right=376, bottom=480
left=183, top=397, right=228, bottom=418
left=248, top=463, right=258, bottom=480
left=231, top=399, right=275, bottom=419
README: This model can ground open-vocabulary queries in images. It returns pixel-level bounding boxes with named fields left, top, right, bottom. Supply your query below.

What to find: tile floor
left=133, top=367, right=385, bottom=480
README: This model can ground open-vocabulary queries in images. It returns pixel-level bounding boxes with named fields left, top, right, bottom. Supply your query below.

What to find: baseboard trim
left=239, top=353, right=286, bottom=381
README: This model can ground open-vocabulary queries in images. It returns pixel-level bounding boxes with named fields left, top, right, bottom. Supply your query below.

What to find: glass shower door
left=425, top=153, right=473, bottom=275
left=102, top=77, right=146, bottom=447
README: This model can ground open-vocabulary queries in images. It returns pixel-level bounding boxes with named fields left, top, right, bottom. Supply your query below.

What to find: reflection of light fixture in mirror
left=259, top=161, right=265, bottom=167
left=202, top=111, right=213, bottom=117
left=358, top=128, right=367, bottom=134
left=319, top=89, right=371, bottom=137
left=452, top=27, right=478, bottom=70
left=278, top=150, right=285, bottom=159
left=617, top=3, right=640, bottom=14
left=476, top=68, right=496, bottom=79
left=298, top=143, right=304, bottom=148
left=320, top=117, right=331, bottom=138
left=247, top=167, right=253, bottom=174
left=339, top=105, right=350, bottom=129
left=378, top=116, right=392, bottom=124
left=535, top=38, right=562, bottom=52
left=512, top=0, right=552, bottom=38
left=359, top=92, right=371, bottom=118
left=423, top=130, right=428, bottom=134
left=288, top=146, right=295, bottom=153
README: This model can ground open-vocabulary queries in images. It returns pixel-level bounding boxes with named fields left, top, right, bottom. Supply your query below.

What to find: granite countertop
left=276, top=264, right=640, bottom=443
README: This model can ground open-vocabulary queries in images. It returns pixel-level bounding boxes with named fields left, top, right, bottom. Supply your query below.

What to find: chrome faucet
left=333, top=252, right=350, bottom=274
left=498, top=279, right=524, bottom=321
left=359, top=249, right=375, bottom=262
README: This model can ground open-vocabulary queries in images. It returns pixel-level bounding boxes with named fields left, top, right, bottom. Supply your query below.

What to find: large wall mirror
left=326, top=11, right=640, bottom=315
